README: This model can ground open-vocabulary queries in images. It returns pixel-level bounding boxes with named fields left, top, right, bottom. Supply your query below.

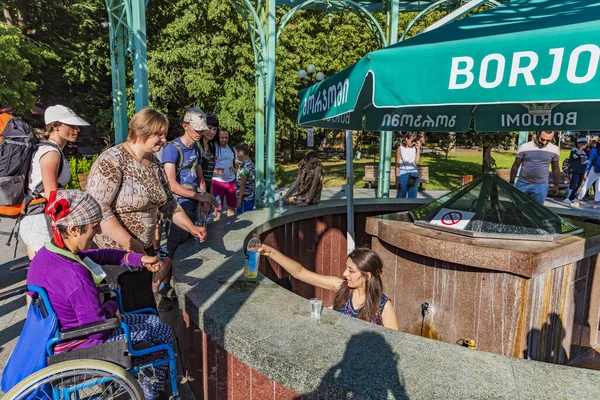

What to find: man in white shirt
left=509, top=131, right=560, bottom=205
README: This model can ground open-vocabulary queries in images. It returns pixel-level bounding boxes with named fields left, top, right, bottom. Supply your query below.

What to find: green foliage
left=0, top=23, right=56, bottom=113
left=63, top=155, right=98, bottom=189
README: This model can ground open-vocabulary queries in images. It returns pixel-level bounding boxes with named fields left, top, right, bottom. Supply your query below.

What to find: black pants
left=166, top=206, right=196, bottom=259
left=568, top=172, right=585, bottom=201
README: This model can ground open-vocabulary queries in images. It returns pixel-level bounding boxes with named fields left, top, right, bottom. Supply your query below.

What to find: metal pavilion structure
left=104, top=0, right=503, bottom=205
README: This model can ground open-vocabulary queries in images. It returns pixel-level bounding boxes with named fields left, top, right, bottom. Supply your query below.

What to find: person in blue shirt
left=572, top=141, right=600, bottom=209
left=160, top=108, right=215, bottom=306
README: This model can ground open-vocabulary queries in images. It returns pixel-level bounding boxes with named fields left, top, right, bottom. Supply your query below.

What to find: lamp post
left=298, top=64, right=325, bottom=86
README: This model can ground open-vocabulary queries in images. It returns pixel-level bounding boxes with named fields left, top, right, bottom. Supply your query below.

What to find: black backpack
left=0, top=117, right=64, bottom=255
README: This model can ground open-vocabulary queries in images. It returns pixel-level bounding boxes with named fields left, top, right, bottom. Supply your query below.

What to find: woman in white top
left=19, top=105, right=89, bottom=259
left=211, top=128, right=238, bottom=220
left=395, top=132, right=421, bottom=199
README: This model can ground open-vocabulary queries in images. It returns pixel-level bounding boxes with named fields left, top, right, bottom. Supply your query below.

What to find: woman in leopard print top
left=87, top=109, right=207, bottom=297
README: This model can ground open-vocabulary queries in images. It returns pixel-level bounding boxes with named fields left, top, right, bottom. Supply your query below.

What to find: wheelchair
left=2, top=282, right=180, bottom=400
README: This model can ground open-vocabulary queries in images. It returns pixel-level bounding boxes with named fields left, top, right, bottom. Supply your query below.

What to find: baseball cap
left=577, top=137, right=588, bottom=143
left=183, top=107, right=210, bottom=132
left=45, top=105, right=90, bottom=126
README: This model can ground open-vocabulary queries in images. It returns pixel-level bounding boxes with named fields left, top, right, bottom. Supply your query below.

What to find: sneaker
left=155, top=294, right=173, bottom=311
left=562, top=198, right=572, bottom=204
left=158, top=285, right=178, bottom=300
left=571, top=201, right=581, bottom=208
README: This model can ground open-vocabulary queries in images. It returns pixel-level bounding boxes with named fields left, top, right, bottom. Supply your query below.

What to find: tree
left=460, top=131, right=518, bottom=172
left=0, top=23, right=52, bottom=113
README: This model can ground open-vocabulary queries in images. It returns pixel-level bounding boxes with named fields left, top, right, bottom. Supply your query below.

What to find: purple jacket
left=27, top=246, right=144, bottom=350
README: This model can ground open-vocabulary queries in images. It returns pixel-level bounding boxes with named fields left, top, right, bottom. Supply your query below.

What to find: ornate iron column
left=105, top=0, right=150, bottom=144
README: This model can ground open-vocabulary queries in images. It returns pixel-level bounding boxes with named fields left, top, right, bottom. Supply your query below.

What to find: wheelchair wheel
left=4, top=359, right=144, bottom=400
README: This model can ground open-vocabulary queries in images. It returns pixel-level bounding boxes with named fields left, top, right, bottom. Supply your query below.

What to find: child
left=235, top=143, right=255, bottom=214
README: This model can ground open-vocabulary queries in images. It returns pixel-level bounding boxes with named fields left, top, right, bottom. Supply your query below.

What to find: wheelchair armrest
left=58, top=318, right=120, bottom=341
left=0, top=285, right=29, bottom=301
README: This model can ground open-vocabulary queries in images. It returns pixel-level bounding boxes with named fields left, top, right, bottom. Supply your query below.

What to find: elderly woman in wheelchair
left=12, top=190, right=177, bottom=399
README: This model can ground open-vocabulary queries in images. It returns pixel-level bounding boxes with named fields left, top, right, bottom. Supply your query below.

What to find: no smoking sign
left=441, top=211, right=462, bottom=226
left=431, top=208, right=474, bottom=230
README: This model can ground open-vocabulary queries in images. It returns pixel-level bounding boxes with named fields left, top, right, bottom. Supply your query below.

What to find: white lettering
left=479, top=54, right=505, bottom=89
left=521, top=113, right=531, bottom=126
left=509, top=51, right=539, bottom=87
left=382, top=114, right=391, bottom=126
left=507, top=114, right=520, bottom=126
left=567, top=44, right=600, bottom=84
left=553, top=113, right=564, bottom=126
left=449, top=57, right=475, bottom=89
left=392, top=114, right=400, bottom=127
left=566, top=112, right=577, bottom=125
left=540, top=114, right=551, bottom=126
left=541, top=48, right=564, bottom=85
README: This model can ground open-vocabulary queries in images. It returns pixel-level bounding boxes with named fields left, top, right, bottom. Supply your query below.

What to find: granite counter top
left=173, top=199, right=600, bottom=399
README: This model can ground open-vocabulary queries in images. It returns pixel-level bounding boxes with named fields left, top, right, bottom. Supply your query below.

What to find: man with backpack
left=160, top=107, right=215, bottom=302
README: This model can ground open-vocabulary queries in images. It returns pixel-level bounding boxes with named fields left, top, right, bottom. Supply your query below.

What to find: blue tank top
left=339, top=292, right=389, bottom=326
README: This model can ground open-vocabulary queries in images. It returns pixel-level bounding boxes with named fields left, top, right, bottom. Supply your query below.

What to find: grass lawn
left=276, top=149, right=572, bottom=190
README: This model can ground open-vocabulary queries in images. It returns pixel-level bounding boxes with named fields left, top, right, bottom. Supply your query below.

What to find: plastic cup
left=310, top=298, right=322, bottom=318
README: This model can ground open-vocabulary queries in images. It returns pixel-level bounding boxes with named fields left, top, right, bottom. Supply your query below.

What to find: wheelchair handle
left=9, top=261, right=30, bottom=272
left=0, top=285, right=29, bottom=301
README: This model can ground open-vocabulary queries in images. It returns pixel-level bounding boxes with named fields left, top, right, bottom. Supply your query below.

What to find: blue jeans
left=396, top=171, right=418, bottom=199
left=236, top=198, right=255, bottom=214
left=515, top=180, right=548, bottom=205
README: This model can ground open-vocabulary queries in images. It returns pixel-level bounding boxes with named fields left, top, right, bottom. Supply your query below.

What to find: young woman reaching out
left=258, top=245, right=399, bottom=330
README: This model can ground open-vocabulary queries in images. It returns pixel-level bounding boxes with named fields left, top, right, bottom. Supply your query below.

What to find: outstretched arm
left=258, top=244, right=343, bottom=292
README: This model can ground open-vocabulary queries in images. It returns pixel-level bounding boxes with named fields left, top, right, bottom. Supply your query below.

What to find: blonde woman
left=87, top=108, right=208, bottom=310
left=19, top=105, right=89, bottom=260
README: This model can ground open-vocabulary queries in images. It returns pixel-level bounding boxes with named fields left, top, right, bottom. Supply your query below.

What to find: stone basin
left=172, top=198, right=600, bottom=399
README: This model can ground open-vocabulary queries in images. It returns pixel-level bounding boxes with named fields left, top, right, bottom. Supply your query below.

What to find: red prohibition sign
left=441, top=211, right=462, bottom=226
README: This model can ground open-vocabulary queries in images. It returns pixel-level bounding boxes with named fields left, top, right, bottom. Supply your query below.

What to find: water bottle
left=244, top=235, right=261, bottom=279
left=216, top=195, right=221, bottom=209
left=277, top=193, right=284, bottom=213
left=195, top=207, right=207, bottom=242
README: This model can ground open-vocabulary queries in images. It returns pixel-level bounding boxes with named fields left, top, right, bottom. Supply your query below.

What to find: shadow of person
left=523, top=313, right=567, bottom=364
left=298, top=331, right=408, bottom=400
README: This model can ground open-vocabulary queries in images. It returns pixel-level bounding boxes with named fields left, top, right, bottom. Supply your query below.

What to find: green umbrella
left=297, top=0, right=600, bottom=132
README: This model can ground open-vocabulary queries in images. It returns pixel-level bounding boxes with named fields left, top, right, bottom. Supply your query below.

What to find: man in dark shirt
left=564, top=137, right=588, bottom=203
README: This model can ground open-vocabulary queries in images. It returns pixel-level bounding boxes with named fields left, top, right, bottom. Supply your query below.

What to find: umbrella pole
left=346, top=129, right=356, bottom=254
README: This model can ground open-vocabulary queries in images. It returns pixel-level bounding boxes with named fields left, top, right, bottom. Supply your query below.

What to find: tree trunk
left=289, top=131, right=295, bottom=162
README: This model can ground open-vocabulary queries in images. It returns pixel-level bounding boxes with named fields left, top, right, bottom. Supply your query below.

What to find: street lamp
left=298, top=64, right=325, bottom=86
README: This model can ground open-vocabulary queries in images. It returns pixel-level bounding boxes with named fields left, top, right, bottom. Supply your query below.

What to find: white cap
left=44, top=105, right=90, bottom=126
left=183, top=107, right=209, bottom=132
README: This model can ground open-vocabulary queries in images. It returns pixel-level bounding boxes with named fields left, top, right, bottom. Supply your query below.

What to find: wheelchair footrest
left=49, top=340, right=132, bottom=369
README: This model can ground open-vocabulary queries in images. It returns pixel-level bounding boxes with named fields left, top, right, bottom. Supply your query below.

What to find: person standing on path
left=234, top=143, right=255, bottom=215
left=86, top=108, right=207, bottom=311
left=510, top=131, right=560, bottom=205
left=212, top=128, right=237, bottom=220
left=161, top=108, right=216, bottom=300
left=563, top=137, right=588, bottom=204
left=19, top=105, right=89, bottom=260
left=395, top=132, right=421, bottom=199
left=572, top=140, right=600, bottom=209
left=200, top=113, right=219, bottom=194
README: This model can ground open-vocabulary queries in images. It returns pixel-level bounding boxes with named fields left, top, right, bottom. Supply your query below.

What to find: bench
left=363, top=165, right=429, bottom=190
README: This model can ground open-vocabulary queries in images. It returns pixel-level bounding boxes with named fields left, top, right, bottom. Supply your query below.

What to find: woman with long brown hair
left=258, top=245, right=398, bottom=329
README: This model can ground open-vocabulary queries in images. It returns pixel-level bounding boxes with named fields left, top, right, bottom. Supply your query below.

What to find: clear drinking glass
left=310, top=298, right=322, bottom=318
